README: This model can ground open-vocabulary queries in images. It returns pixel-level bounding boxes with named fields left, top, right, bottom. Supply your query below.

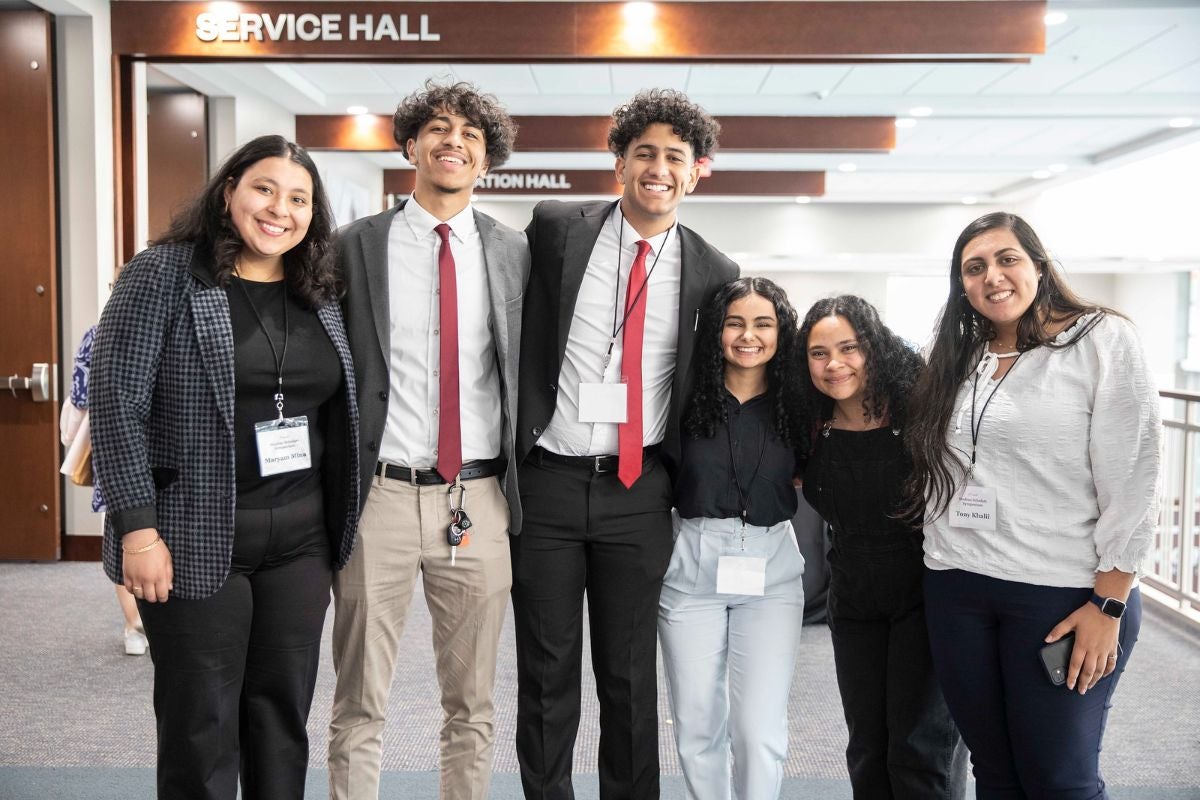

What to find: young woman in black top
left=92, top=136, right=359, bottom=798
left=797, top=295, right=966, bottom=799
left=659, top=277, right=805, bottom=800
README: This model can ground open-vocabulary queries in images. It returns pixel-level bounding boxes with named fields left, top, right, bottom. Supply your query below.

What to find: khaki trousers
left=328, top=473, right=511, bottom=800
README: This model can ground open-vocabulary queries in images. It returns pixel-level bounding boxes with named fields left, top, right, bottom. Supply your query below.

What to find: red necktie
left=619, top=240, right=652, bottom=489
left=434, top=223, right=461, bottom=483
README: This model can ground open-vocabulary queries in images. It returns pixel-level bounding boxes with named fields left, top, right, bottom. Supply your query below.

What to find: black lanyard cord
left=725, top=399, right=769, bottom=525
left=234, top=276, right=290, bottom=418
left=969, top=351, right=1022, bottom=470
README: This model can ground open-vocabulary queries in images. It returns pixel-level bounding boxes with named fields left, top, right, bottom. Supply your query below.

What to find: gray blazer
left=91, top=242, right=361, bottom=599
left=338, top=200, right=529, bottom=532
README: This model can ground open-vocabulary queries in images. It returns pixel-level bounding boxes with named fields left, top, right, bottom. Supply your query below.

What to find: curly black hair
left=392, top=79, right=517, bottom=168
left=154, top=135, right=339, bottom=307
left=793, top=295, right=923, bottom=459
left=608, top=88, right=720, bottom=161
left=684, top=277, right=800, bottom=445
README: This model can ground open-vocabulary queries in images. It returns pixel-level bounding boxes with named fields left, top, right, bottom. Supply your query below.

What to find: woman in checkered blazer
left=92, top=135, right=360, bottom=799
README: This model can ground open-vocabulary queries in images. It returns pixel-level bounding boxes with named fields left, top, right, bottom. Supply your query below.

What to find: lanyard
left=725, top=397, right=769, bottom=531
left=968, top=351, right=1021, bottom=475
left=235, top=277, right=290, bottom=419
left=602, top=214, right=672, bottom=373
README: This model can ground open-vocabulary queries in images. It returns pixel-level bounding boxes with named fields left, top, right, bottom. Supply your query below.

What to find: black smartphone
left=1039, top=632, right=1076, bottom=686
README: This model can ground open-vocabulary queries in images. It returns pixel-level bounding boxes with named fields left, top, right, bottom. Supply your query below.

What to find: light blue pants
left=658, top=515, right=806, bottom=800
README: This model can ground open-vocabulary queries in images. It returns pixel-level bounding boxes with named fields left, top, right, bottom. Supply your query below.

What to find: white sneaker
left=124, top=627, right=148, bottom=656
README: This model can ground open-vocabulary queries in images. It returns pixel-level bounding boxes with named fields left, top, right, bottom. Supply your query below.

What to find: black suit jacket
left=516, top=200, right=739, bottom=495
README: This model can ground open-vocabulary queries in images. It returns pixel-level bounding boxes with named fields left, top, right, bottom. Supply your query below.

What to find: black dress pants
left=138, top=490, right=332, bottom=800
left=511, top=452, right=674, bottom=800
left=827, top=535, right=967, bottom=800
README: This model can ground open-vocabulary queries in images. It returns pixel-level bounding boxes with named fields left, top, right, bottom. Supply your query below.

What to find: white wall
left=310, top=151, right=385, bottom=227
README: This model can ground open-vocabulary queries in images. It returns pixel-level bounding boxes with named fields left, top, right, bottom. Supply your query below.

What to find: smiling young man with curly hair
left=511, top=88, right=739, bottom=800
left=329, top=79, right=528, bottom=800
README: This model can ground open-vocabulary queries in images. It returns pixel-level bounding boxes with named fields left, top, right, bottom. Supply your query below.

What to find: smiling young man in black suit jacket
left=512, top=89, right=739, bottom=800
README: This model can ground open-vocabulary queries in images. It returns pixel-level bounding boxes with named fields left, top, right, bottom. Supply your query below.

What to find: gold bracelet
left=123, top=536, right=163, bottom=555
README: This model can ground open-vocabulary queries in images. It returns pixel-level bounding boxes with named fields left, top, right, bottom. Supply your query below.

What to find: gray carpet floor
left=1, top=562, right=1197, bottom=799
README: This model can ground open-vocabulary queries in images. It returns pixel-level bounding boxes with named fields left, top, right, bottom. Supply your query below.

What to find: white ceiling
left=150, top=0, right=1200, bottom=204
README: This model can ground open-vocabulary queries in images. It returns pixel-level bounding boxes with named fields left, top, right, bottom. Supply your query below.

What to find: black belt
left=374, top=458, right=505, bottom=486
left=529, top=445, right=661, bottom=475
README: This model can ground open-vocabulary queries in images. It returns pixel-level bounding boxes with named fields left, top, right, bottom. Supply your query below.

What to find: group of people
left=89, top=79, right=1161, bottom=800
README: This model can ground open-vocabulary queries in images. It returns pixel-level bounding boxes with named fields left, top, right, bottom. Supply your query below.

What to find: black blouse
left=227, top=277, right=342, bottom=508
left=801, top=425, right=920, bottom=541
left=675, top=391, right=798, bottom=526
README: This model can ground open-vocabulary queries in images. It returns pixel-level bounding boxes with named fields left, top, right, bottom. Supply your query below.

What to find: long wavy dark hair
left=793, top=295, right=923, bottom=459
left=684, top=277, right=799, bottom=444
left=154, top=135, right=339, bottom=307
left=903, top=212, right=1115, bottom=521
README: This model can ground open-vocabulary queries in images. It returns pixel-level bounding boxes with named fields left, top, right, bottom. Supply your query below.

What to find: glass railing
left=1146, top=389, right=1200, bottom=623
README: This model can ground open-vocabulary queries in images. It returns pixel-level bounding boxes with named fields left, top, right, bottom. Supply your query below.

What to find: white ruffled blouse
left=924, top=313, right=1162, bottom=588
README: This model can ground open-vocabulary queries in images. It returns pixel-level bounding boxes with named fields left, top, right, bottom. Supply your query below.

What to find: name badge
left=951, top=485, right=997, bottom=531
left=716, top=555, right=767, bottom=596
left=254, top=416, right=312, bottom=477
left=578, top=382, right=628, bottom=423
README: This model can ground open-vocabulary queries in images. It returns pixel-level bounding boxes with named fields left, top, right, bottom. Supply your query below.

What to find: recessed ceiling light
left=838, top=162, right=857, bottom=173
left=1148, top=255, right=1164, bottom=263
left=961, top=196, right=978, bottom=205
left=895, top=118, right=917, bottom=129
left=1044, top=11, right=1068, bottom=26
left=794, top=196, right=812, bottom=204
left=909, top=106, right=933, bottom=117
left=346, top=105, right=369, bottom=115
left=1168, top=117, right=1194, bottom=128
left=1032, top=169, right=1052, bottom=180
left=1048, top=163, right=1068, bottom=173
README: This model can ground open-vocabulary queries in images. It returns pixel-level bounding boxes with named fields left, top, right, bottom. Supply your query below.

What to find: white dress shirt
left=538, top=205, right=682, bottom=456
left=379, top=195, right=501, bottom=468
left=923, top=314, right=1162, bottom=588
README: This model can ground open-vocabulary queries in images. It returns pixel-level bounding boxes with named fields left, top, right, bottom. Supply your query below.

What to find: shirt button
left=532, top=426, right=543, bottom=437
left=434, top=328, right=440, bottom=336
left=433, top=408, right=439, bottom=416
left=368, top=441, right=377, bottom=452
left=378, top=390, right=387, bottom=400
left=549, top=383, right=557, bottom=392
left=433, top=369, right=439, bottom=377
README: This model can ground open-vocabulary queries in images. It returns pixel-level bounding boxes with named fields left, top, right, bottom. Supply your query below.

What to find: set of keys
left=447, top=481, right=472, bottom=566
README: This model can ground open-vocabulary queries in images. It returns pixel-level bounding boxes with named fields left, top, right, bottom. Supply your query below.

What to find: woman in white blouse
left=904, top=212, right=1160, bottom=799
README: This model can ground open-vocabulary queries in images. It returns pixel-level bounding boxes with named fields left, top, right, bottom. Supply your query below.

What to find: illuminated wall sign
left=195, top=12, right=440, bottom=42
left=478, top=172, right=572, bottom=191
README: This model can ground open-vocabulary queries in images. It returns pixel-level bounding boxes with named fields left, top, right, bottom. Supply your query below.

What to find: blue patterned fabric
left=70, top=326, right=95, bottom=409
left=91, top=242, right=360, bottom=599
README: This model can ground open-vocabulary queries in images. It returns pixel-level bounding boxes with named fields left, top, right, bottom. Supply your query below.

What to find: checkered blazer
left=91, top=242, right=360, bottom=599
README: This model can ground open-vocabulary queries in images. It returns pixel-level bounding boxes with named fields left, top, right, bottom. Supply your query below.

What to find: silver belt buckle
left=409, top=466, right=419, bottom=486
left=593, top=456, right=606, bottom=473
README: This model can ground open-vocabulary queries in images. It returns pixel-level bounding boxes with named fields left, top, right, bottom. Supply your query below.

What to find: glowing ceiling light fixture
left=961, top=196, right=978, bottom=205
left=909, top=106, right=933, bottom=117
left=1044, top=11, right=1068, bottom=26
left=1168, top=117, right=1194, bottom=128
left=794, top=196, right=812, bottom=204
left=837, top=162, right=857, bottom=173
left=895, top=118, right=917, bottom=129
left=346, top=105, right=369, bottom=116
left=621, top=2, right=657, bottom=48
left=1032, top=169, right=1052, bottom=180
left=1048, top=163, right=1068, bottom=173
left=623, top=1, right=656, bottom=24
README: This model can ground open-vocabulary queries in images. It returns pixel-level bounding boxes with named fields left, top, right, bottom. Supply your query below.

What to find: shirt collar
left=609, top=204, right=675, bottom=257
left=404, top=193, right=477, bottom=242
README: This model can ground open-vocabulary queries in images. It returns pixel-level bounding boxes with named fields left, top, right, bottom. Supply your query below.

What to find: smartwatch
left=1090, top=593, right=1127, bottom=619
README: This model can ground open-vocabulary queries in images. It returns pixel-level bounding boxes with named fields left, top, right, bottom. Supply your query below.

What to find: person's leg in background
left=116, top=583, right=148, bottom=655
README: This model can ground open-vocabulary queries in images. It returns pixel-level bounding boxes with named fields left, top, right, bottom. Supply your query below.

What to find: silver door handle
left=5, top=363, right=57, bottom=402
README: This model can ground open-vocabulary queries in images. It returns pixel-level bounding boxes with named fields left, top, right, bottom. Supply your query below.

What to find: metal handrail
left=1144, top=390, right=1200, bottom=622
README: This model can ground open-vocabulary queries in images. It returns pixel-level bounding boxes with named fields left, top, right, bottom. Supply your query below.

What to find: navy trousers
left=924, top=569, right=1141, bottom=800
left=139, top=490, right=332, bottom=800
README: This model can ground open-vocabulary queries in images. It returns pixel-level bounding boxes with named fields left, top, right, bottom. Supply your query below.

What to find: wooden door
left=0, top=9, right=60, bottom=560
